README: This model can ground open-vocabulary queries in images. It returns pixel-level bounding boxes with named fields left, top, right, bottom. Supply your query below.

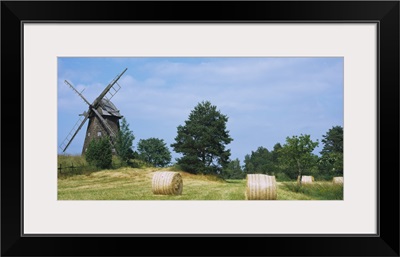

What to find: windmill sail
left=64, top=80, right=91, bottom=106
left=91, top=108, right=117, bottom=139
left=92, top=68, right=127, bottom=107
left=59, top=113, right=89, bottom=152
left=103, top=79, right=121, bottom=102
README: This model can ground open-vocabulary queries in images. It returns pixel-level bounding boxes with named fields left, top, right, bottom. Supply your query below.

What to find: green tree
left=270, top=142, right=288, bottom=179
left=279, top=134, right=319, bottom=184
left=85, top=136, right=112, bottom=169
left=137, top=138, right=172, bottom=167
left=319, top=126, right=343, bottom=176
left=319, top=151, right=343, bottom=176
left=271, top=143, right=283, bottom=164
left=171, top=101, right=233, bottom=175
left=115, top=118, right=135, bottom=164
left=243, top=146, right=273, bottom=174
left=320, top=126, right=343, bottom=155
left=223, top=158, right=245, bottom=179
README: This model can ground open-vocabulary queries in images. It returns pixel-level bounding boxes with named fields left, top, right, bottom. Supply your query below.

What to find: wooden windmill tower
left=59, top=68, right=128, bottom=155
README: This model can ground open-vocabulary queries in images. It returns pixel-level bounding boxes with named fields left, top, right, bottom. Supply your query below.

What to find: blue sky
left=58, top=57, right=343, bottom=165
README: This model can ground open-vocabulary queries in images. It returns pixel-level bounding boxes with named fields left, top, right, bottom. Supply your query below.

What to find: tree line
left=84, top=100, right=343, bottom=181
left=225, top=127, right=343, bottom=181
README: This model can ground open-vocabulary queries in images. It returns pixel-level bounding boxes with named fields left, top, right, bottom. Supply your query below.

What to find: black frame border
left=1, top=1, right=399, bottom=256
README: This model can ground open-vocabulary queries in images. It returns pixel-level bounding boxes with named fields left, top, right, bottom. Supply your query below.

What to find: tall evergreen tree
left=115, top=118, right=135, bottom=164
left=270, top=142, right=284, bottom=175
left=320, top=126, right=343, bottom=155
left=171, top=101, right=233, bottom=175
left=319, top=126, right=343, bottom=175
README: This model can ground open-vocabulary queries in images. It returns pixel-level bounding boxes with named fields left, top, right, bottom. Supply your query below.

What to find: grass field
left=58, top=167, right=343, bottom=200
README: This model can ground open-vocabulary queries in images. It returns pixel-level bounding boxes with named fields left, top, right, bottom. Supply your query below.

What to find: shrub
left=85, top=136, right=113, bottom=169
left=137, top=138, right=172, bottom=167
left=57, top=154, right=90, bottom=177
left=275, top=172, right=291, bottom=182
left=168, top=164, right=183, bottom=172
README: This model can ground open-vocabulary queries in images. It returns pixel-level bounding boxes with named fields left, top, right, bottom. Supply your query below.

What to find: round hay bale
left=332, top=176, right=344, bottom=185
left=298, top=175, right=314, bottom=184
left=152, top=171, right=183, bottom=195
left=246, top=174, right=277, bottom=200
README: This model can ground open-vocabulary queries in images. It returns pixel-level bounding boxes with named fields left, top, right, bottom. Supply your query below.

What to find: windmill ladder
left=59, top=115, right=85, bottom=152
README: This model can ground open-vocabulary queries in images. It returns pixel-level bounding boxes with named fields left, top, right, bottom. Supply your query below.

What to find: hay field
left=58, top=168, right=343, bottom=200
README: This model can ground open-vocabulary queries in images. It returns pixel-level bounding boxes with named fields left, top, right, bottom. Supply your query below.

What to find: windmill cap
left=100, top=98, right=122, bottom=117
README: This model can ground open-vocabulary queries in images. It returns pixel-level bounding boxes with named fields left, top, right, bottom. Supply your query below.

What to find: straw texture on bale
left=152, top=171, right=183, bottom=195
left=246, top=174, right=277, bottom=200
left=332, top=176, right=344, bottom=185
left=298, top=175, right=314, bottom=184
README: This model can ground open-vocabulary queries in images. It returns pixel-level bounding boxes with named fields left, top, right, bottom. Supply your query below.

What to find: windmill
left=59, top=68, right=128, bottom=155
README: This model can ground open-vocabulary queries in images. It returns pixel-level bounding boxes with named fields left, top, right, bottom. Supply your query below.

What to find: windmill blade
left=91, top=108, right=119, bottom=153
left=92, top=68, right=127, bottom=107
left=91, top=108, right=117, bottom=139
left=64, top=80, right=92, bottom=106
left=103, top=81, right=121, bottom=102
left=59, top=113, right=89, bottom=152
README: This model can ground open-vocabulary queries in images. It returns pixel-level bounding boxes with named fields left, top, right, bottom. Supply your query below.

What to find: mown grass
left=58, top=168, right=343, bottom=200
